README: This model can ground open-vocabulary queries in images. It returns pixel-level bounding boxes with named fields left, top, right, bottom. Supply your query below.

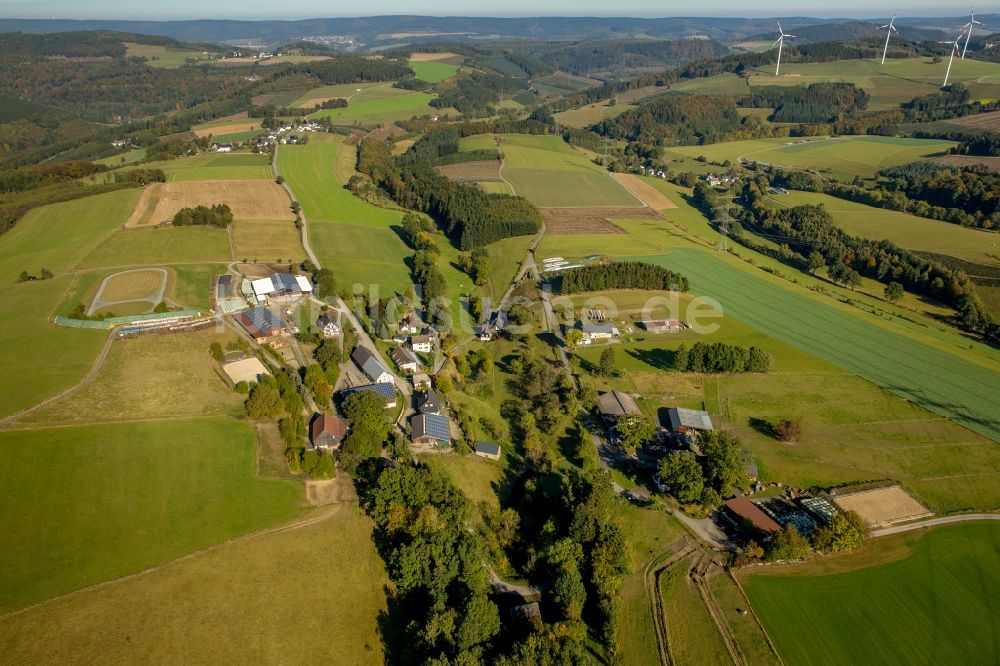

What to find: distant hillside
left=745, top=21, right=947, bottom=44
left=527, top=39, right=730, bottom=78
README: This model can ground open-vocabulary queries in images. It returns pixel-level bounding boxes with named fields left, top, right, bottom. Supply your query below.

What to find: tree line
left=738, top=178, right=997, bottom=339
left=559, top=261, right=690, bottom=293
left=357, top=130, right=542, bottom=249
left=673, top=341, right=771, bottom=373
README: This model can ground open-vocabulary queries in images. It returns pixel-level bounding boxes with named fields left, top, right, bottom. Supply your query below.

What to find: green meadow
left=665, top=135, right=956, bottom=180
left=291, top=81, right=406, bottom=107
left=0, top=190, right=141, bottom=419
left=309, top=92, right=441, bottom=125
left=408, top=59, right=459, bottom=83
left=79, top=226, right=233, bottom=269
left=767, top=190, right=1000, bottom=267
left=0, top=419, right=304, bottom=612
left=744, top=522, right=1000, bottom=666
left=276, top=134, right=412, bottom=295
left=129, top=153, right=273, bottom=182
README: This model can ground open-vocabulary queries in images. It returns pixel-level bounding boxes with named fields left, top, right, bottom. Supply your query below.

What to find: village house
left=410, top=412, right=451, bottom=447
left=666, top=407, right=714, bottom=434
left=340, top=382, right=397, bottom=409
left=310, top=413, right=347, bottom=450
left=213, top=143, right=233, bottom=153
left=410, top=335, right=433, bottom=354
left=352, top=347, right=394, bottom=384
left=390, top=346, right=420, bottom=374
left=578, top=321, right=620, bottom=343
left=417, top=389, right=443, bottom=415
left=474, top=441, right=502, bottom=461
left=317, top=312, right=340, bottom=338
left=234, top=307, right=287, bottom=342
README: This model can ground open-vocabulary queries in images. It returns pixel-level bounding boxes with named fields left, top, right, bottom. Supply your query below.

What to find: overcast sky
left=0, top=1, right=968, bottom=20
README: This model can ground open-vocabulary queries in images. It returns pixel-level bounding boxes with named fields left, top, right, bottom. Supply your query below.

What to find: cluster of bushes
left=172, top=204, right=233, bottom=227
left=673, top=342, right=771, bottom=373
left=0, top=160, right=107, bottom=194
left=559, top=261, right=689, bottom=293
left=16, top=267, right=53, bottom=283
left=112, top=168, right=166, bottom=185
left=657, top=430, right=752, bottom=508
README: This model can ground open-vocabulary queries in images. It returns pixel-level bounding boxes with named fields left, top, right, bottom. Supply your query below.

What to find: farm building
left=411, top=412, right=451, bottom=447
left=666, top=407, right=713, bottom=434
left=340, top=382, right=397, bottom=409
left=317, top=313, right=340, bottom=337
left=215, top=274, right=247, bottom=314
left=234, top=307, right=287, bottom=341
left=310, top=413, right=347, bottom=450
left=474, top=441, right=502, bottom=461
left=410, top=335, right=433, bottom=353
left=411, top=373, right=432, bottom=391
left=578, top=321, right=619, bottom=342
left=352, top=347, right=394, bottom=384
left=417, top=389, right=443, bottom=415
left=250, top=272, right=312, bottom=303
left=597, top=390, right=641, bottom=423
left=221, top=357, right=270, bottom=385
left=390, top=346, right=420, bottom=374
left=641, top=319, right=688, bottom=334
left=724, top=496, right=781, bottom=537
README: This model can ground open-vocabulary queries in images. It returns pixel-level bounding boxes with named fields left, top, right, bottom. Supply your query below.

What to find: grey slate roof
left=417, top=389, right=442, bottom=414
left=352, top=346, right=390, bottom=382
left=667, top=407, right=713, bottom=431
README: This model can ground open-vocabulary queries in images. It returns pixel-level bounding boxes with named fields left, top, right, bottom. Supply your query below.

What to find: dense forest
left=559, top=262, right=690, bottom=293
left=595, top=94, right=769, bottom=147
left=528, top=38, right=729, bottom=77
left=358, top=129, right=542, bottom=249
left=430, top=71, right=527, bottom=116
left=744, top=82, right=869, bottom=123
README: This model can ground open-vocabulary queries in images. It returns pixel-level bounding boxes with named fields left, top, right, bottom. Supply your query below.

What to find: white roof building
left=250, top=273, right=313, bottom=303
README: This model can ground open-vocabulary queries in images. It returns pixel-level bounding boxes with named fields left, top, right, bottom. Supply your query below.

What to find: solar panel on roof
left=422, top=413, right=451, bottom=440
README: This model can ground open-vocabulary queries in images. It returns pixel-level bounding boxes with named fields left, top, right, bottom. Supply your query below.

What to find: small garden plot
left=833, top=486, right=933, bottom=527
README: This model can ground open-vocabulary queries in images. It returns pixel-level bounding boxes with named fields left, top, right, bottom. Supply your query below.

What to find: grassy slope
left=231, top=218, right=306, bottom=263
left=743, top=522, right=1000, bottom=666
left=667, top=136, right=956, bottom=181
left=308, top=92, right=439, bottom=125
left=0, top=190, right=142, bottom=418
left=498, top=134, right=641, bottom=207
left=0, top=419, right=303, bottom=612
left=79, top=226, right=233, bottom=268
left=408, top=60, right=458, bottom=83
left=277, top=134, right=412, bottom=296
left=767, top=190, right=1000, bottom=267
left=660, top=556, right=731, bottom=666
left=0, top=499, right=387, bottom=664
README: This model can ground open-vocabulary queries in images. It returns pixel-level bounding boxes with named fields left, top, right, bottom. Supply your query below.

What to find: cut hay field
left=666, top=135, right=956, bottom=181
left=276, top=135, right=411, bottom=295
left=0, top=418, right=303, bottom=612
left=309, top=91, right=441, bottom=125
left=125, top=179, right=293, bottom=227
left=745, top=57, right=1000, bottom=110
left=0, top=190, right=140, bottom=419
left=612, top=173, right=678, bottom=210
left=21, top=329, right=244, bottom=426
left=408, top=59, right=459, bottom=83
left=636, top=248, right=1000, bottom=443
left=742, top=522, right=1000, bottom=666
left=192, top=120, right=262, bottom=138
left=231, top=219, right=306, bottom=263
left=0, top=492, right=387, bottom=664
left=767, top=191, right=1000, bottom=267
left=79, top=226, right=233, bottom=268
left=497, top=134, right=641, bottom=207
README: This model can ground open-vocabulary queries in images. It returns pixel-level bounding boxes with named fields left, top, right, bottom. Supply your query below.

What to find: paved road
left=871, top=513, right=1000, bottom=538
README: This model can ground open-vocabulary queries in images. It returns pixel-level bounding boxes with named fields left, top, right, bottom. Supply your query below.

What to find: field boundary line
left=729, top=570, right=785, bottom=665
left=871, top=513, right=1000, bottom=537
left=0, top=504, right=340, bottom=620
left=693, top=560, right=746, bottom=666
left=0, top=333, right=115, bottom=428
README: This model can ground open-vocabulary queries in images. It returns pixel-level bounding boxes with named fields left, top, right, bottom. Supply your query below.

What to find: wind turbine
left=773, top=22, right=795, bottom=76
left=940, top=31, right=965, bottom=88
left=961, top=8, right=983, bottom=59
left=878, top=11, right=899, bottom=65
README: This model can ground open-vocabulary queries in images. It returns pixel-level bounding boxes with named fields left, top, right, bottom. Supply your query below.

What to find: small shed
left=474, top=441, right=502, bottom=461
left=666, top=407, right=713, bottom=434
